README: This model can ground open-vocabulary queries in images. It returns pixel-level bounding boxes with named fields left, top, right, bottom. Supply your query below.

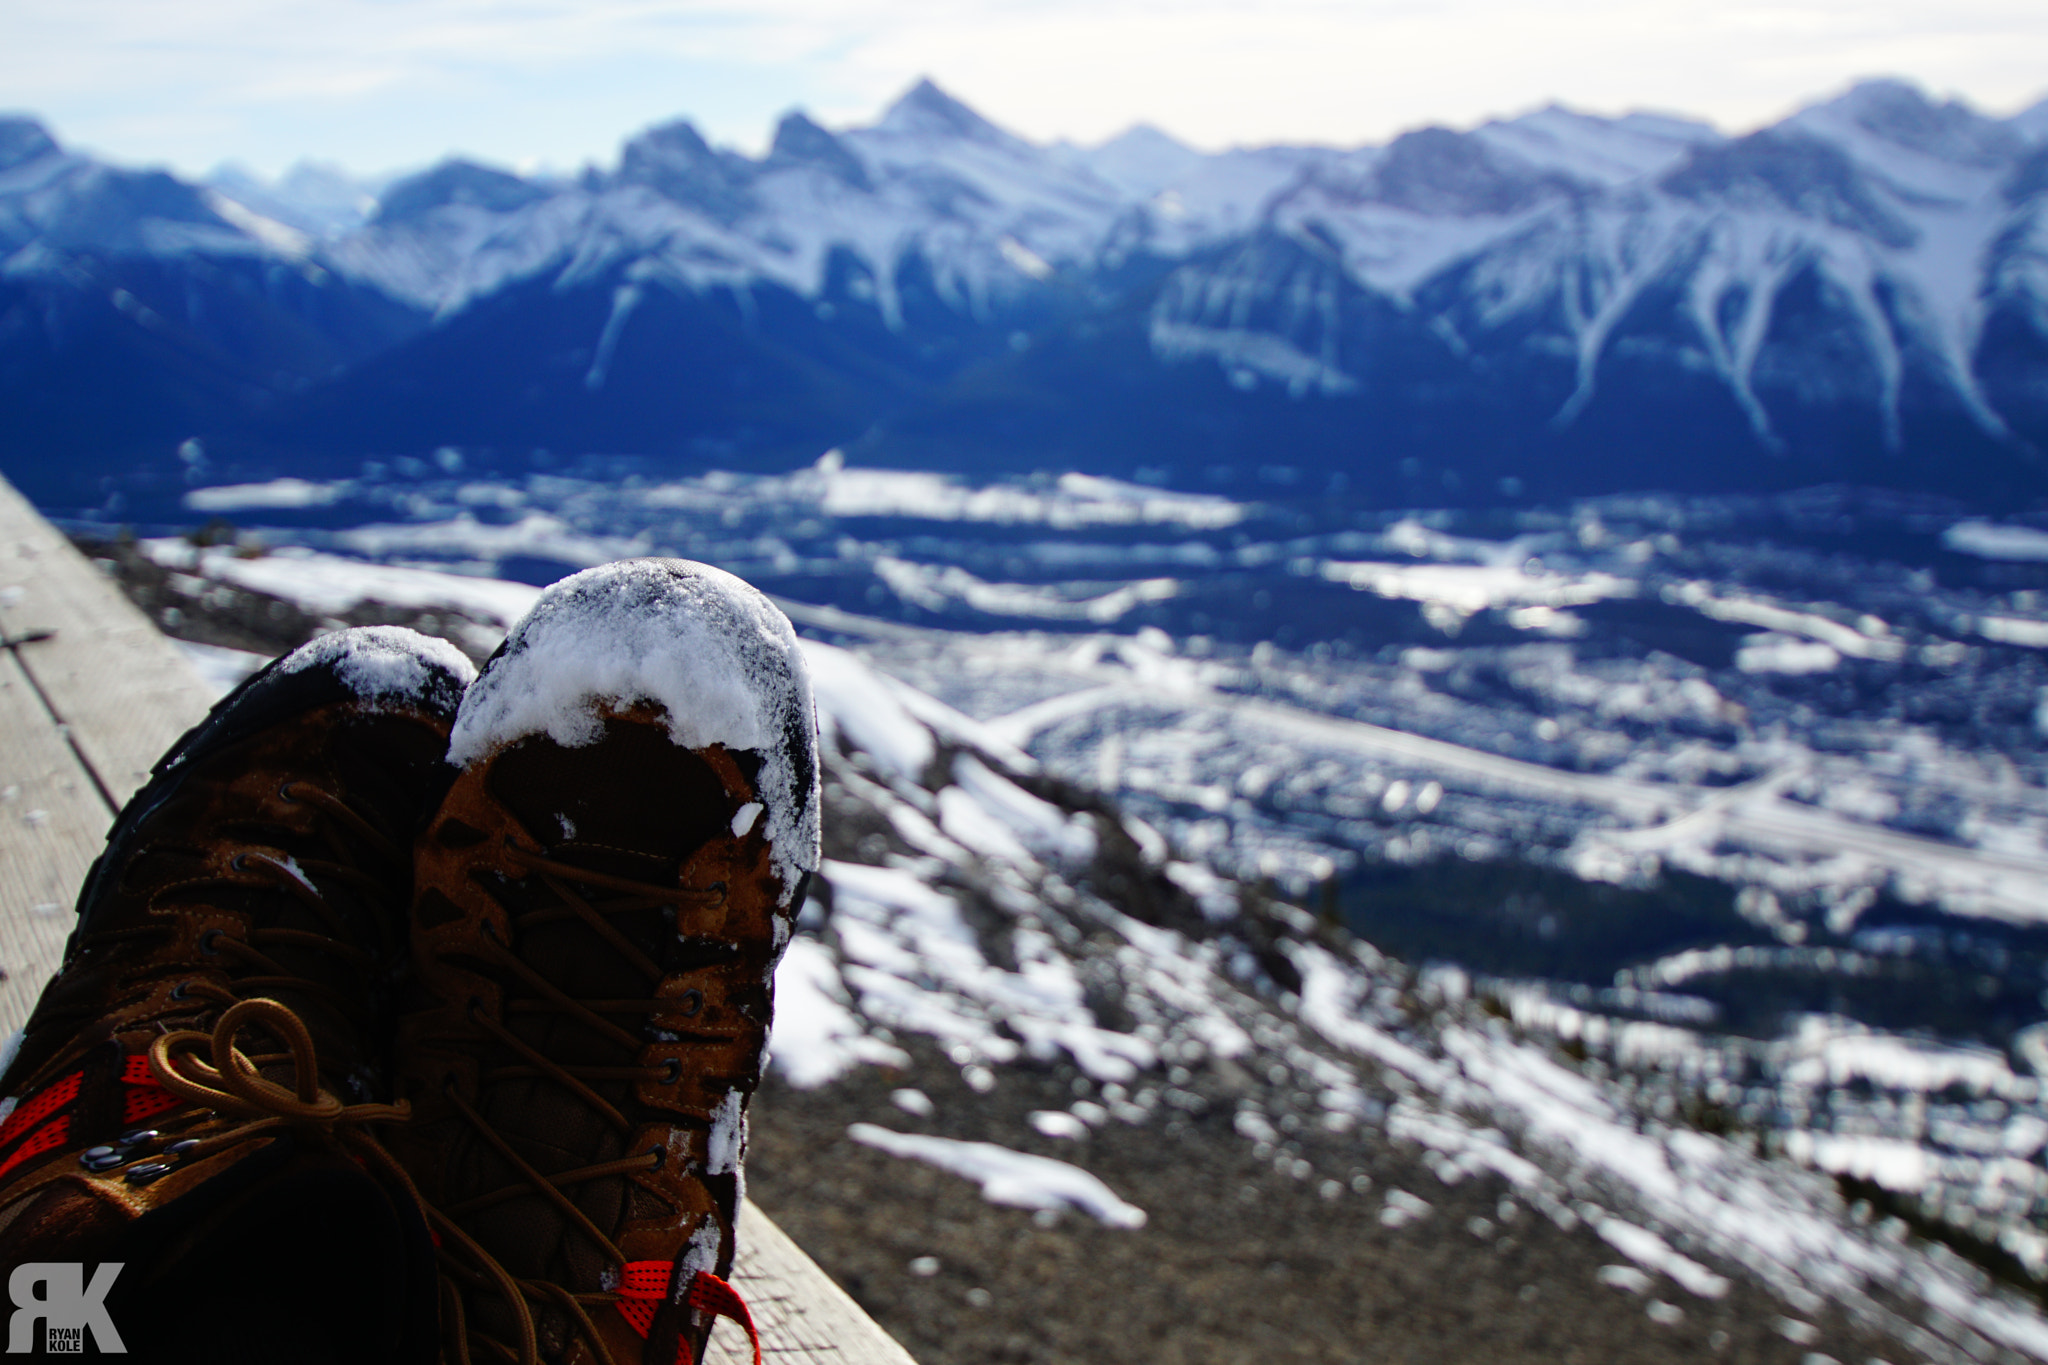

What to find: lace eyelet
left=198, top=929, right=222, bottom=956
left=168, top=981, right=190, bottom=1001
left=124, top=1162, right=172, bottom=1186
left=662, top=1059, right=682, bottom=1084
left=115, top=1128, right=159, bottom=1147
left=277, top=781, right=300, bottom=803
left=678, top=989, right=705, bottom=1018
left=648, top=1146, right=665, bottom=1170
left=229, top=852, right=256, bottom=873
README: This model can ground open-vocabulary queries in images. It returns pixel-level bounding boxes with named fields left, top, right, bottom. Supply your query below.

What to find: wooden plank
left=709, top=1201, right=919, bottom=1365
left=0, top=476, right=217, bottom=812
left=0, top=653, right=105, bottom=1037
left=0, top=473, right=918, bottom=1365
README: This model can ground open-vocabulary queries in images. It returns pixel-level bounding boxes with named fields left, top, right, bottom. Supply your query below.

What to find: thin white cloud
left=1, top=0, right=2042, bottom=175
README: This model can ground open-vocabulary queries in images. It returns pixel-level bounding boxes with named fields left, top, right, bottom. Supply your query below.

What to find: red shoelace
left=616, top=1263, right=761, bottom=1365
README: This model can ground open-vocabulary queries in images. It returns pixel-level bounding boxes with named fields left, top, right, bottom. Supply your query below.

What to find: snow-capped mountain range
left=3, top=77, right=2047, bottom=505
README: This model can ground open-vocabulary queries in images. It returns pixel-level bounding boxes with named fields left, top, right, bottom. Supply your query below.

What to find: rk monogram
left=6, top=1265, right=124, bottom=1355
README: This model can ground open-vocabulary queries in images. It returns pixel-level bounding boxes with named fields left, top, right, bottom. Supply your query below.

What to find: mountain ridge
left=2, top=77, right=2046, bottom=507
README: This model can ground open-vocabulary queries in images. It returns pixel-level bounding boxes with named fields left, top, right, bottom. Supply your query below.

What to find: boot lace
left=1, top=778, right=415, bottom=1189
left=420, top=846, right=761, bottom=1365
left=142, top=996, right=412, bottom=1163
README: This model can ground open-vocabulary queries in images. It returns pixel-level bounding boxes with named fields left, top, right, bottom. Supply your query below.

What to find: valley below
left=52, top=458, right=2048, bottom=1363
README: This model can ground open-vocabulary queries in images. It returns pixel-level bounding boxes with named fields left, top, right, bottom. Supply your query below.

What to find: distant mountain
left=0, top=116, right=421, bottom=491
left=206, top=160, right=389, bottom=241
left=2, top=78, right=2046, bottom=508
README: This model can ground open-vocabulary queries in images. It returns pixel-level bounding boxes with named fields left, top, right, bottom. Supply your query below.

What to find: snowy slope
left=1474, top=105, right=1721, bottom=186
left=0, top=116, right=257, bottom=261
left=1152, top=81, right=2048, bottom=458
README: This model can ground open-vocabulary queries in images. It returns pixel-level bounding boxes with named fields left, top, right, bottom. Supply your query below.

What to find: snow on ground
left=1320, top=559, right=1634, bottom=634
left=768, top=938, right=912, bottom=1088
left=646, top=455, right=1245, bottom=531
left=1284, top=941, right=2048, bottom=1360
left=184, top=478, right=348, bottom=511
left=145, top=540, right=542, bottom=637
left=806, top=640, right=940, bottom=781
left=1947, top=521, right=2048, bottom=562
left=847, top=1124, right=1148, bottom=1228
left=823, top=856, right=1157, bottom=1085
left=172, top=639, right=269, bottom=693
left=874, top=555, right=1179, bottom=624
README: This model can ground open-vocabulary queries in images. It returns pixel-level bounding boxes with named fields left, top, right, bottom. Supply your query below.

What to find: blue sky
left=4, top=0, right=2046, bottom=180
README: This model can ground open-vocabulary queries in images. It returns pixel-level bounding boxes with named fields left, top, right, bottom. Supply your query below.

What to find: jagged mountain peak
left=0, top=115, right=59, bottom=174
left=5, top=75, right=2048, bottom=499
left=371, top=158, right=548, bottom=225
left=1325, top=125, right=1582, bottom=217
left=615, top=116, right=758, bottom=220
left=1660, top=128, right=1918, bottom=247
left=767, top=110, right=872, bottom=190
left=1605, top=109, right=1723, bottom=142
left=873, top=77, right=1025, bottom=151
left=625, top=116, right=716, bottom=161
left=1793, top=77, right=2025, bottom=167
left=1066, top=123, right=1209, bottom=197
left=1093, top=122, right=1198, bottom=160
left=1497, top=101, right=1713, bottom=138
left=1476, top=103, right=1721, bottom=186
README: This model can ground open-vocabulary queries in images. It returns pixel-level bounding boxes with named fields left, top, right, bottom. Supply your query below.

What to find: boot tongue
left=487, top=715, right=736, bottom=876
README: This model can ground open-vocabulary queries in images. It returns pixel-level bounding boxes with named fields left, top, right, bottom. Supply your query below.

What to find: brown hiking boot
left=0, top=627, right=475, bottom=1364
left=391, top=560, right=819, bottom=1365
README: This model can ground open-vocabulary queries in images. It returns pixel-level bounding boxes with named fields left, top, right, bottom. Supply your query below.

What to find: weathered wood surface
left=708, top=1209, right=917, bottom=1365
left=0, top=649, right=104, bottom=1035
left=0, top=474, right=914, bottom=1365
left=0, top=477, right=221, bottom=814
